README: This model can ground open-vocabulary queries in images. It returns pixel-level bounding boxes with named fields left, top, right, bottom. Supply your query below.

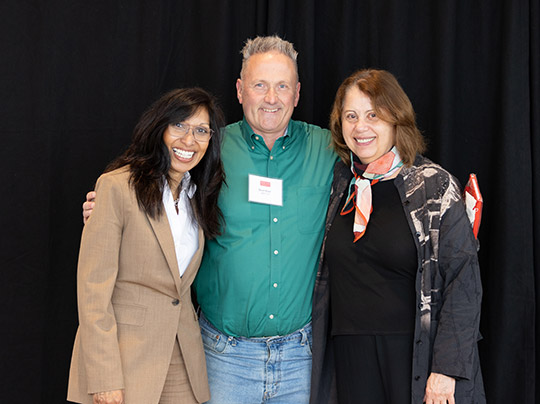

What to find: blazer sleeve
left=77, top=172, right=127, bottom=394
left=430, top=184, right=483, bottom=380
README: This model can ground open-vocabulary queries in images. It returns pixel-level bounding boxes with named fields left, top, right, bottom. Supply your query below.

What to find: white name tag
left=248, top=174, right=283, bottom=206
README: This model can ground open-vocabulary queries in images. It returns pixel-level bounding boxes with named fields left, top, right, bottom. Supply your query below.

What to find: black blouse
left=326, top=179, right=418, bottom=335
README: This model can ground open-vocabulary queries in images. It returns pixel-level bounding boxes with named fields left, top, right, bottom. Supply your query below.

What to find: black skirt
left=332, top=334, right=414, bottom=404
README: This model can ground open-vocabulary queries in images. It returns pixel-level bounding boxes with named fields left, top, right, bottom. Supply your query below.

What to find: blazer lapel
left=146, top=212, right=183, bottom=297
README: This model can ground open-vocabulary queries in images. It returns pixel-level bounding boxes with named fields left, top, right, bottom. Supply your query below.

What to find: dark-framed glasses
left=170, top=122, right=214, bottom=142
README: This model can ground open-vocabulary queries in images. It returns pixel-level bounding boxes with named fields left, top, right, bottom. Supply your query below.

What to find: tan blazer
left=67, top=167, right=210, bottom=404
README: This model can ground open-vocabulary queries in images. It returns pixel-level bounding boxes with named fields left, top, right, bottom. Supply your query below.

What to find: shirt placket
left=256, top=134, right=286, bottom=336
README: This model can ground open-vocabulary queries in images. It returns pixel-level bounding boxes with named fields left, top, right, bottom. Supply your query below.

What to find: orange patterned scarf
left=340, top=147, right=403, bottom=242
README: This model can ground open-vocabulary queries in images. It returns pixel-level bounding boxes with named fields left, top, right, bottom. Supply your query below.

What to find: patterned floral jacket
left=310, top=155, right=485, bottom=404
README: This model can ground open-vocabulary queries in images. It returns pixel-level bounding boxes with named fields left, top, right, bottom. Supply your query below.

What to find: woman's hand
left=83, top=191, right=96, bottom=224
left=424, top=372, right=456, bottom=404
left=93, top=389, right=124, bottom=404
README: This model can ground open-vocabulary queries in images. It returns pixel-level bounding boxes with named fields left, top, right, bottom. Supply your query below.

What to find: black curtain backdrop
left=0, top=1, right=538, bottom=403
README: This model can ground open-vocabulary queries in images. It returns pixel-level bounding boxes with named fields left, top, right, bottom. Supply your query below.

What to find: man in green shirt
left=83, top=35, right=337, bottom=403
left=194, top=36, right=336, bottom=403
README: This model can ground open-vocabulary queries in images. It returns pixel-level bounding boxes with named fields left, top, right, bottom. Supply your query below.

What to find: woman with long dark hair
left=68, top=87, right=225, bottom=404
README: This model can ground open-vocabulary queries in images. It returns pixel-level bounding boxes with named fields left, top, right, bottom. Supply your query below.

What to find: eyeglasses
left=169, top=122, right=214, bottom=142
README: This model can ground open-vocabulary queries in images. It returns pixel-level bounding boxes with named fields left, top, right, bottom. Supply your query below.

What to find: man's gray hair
left=240, top=35, right=299, bottom=80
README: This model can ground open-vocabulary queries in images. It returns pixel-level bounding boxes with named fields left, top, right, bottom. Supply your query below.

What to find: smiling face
left=163, top=107, right=210, bottom=184
left=236, top=51, right=300, bottom=143
left=342, top=86, right=396, bottom=164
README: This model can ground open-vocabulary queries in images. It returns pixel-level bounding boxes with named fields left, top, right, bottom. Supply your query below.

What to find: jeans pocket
left=300, top=328, right=313, bottom=356
left=200, top=323, right=230, bottom=354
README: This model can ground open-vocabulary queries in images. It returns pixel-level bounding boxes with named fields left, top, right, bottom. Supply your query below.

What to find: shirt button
left=273, top=283, right=278, bottom=288
left=269, top=314, right=274, bottom=319
left=172, top=299, right=180, bottom=306
left=251, top=146, right=255, bottom=150
left=273, top=250, right=279, bottom=255
left=273, top=218, right=278, bottom=223
left=270, top=156, right=274, bottom=160
left=282, top=146, right=285, bottom=150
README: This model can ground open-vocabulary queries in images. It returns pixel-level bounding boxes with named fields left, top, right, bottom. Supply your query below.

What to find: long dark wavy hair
left=105, top=87, right=225, bottom=239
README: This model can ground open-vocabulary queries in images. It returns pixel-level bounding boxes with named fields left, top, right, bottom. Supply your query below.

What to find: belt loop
left=300, top=327, right=308, bottom=346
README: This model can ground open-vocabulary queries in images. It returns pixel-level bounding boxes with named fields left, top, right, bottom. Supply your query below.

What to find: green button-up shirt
left=194, top=118, right=337, bottom=337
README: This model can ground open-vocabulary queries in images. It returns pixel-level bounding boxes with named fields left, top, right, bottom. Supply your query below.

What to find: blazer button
left=172, top=299, right=180, bottom=306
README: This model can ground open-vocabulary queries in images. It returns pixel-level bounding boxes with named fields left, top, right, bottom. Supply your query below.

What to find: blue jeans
left=199, top=313, right=313, bottom=404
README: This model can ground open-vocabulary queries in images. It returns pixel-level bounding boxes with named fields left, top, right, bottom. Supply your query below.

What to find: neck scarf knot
left=340, top=146, right=403, bottom=242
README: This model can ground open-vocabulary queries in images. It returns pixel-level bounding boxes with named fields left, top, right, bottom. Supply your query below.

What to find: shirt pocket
left=113, top=302, right=147, bottom=327
left=297, top=186, right=329, bottom=234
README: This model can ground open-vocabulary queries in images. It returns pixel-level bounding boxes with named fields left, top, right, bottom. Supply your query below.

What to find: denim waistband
left=199, top=311, right=312, bottom=345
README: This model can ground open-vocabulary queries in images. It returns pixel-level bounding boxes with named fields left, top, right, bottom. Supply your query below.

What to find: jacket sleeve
left=430, top=184, right=483, bottom=380
left=77, top=173, right=126, bottom=393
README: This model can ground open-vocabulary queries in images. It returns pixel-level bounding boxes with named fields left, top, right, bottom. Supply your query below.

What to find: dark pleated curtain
left=0, top=0, right=538, bottom=402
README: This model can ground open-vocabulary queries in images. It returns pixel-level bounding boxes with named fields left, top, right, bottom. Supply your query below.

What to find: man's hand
left=424, top=372, right=456, bottom=404
left=83, top=191, right=96, bottom=224
left=93, top=389, right=124, bottom=404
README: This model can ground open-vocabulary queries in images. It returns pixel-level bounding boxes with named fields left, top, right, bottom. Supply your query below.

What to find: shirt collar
left=181, top=171, right=197, bottom=199
left=241, top=117, right=292, bottom=148
left=164, top=171, right=197, bottom=200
